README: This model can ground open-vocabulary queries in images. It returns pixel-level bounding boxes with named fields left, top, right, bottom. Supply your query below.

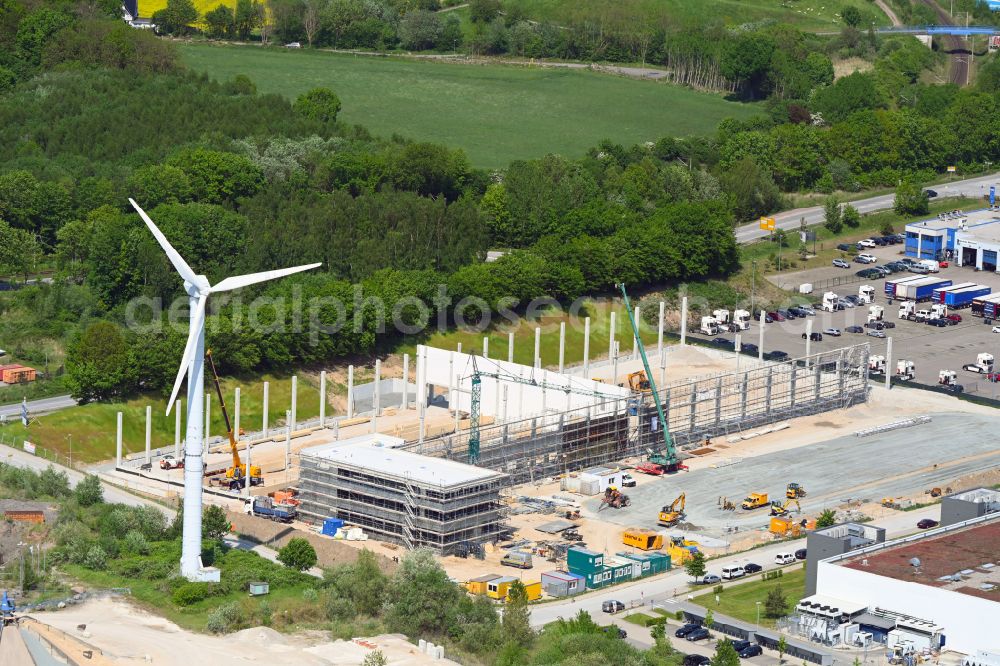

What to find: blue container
left=322, top=518, right=344, bottom=536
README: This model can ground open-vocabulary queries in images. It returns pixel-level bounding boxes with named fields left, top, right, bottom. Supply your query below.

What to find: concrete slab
left=534, top=519, right=577, bottom=534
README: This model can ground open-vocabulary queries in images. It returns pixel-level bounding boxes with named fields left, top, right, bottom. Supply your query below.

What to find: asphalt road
left=735, top=173, right=1000, bottom=244
left=0, top=395, right=77, bottom=420
left=529, top=504, right=937, bottom=629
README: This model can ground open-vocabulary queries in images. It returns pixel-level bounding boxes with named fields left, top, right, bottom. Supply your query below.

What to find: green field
left=179, top=44, right=761, bottom=167
left=501, top=0, right=891, bottom=32
left=691, top=567, right=806, bottom=628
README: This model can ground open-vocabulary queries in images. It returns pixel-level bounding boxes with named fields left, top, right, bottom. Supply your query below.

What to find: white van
left=919, top=259, right=940, bottom=273
left=721, top=565, right=745, bottom=580
left=775, top=552, right=795, bottom=565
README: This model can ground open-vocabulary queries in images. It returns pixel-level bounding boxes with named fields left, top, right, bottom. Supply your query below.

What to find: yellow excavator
left=658, top=493, right=686, bottom=526
left=770, top=498, right=801, bottom=517
left=627, top=370, right=652, bottom=394
left=207, top=350, right=262, bottom=491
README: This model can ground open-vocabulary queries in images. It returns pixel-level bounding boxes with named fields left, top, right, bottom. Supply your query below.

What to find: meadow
left=178, top=43, right=761, bottom=167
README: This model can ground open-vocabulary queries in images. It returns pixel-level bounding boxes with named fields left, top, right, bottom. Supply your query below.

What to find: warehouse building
left=941, top=487, right=1000, bottom=526
left=905, top=208, right=1000, bottom=270
left=804, top=522, right=886, bottom=595
left=810, top=513, right=1000, bottom=655
left=298, top=434, right=508, bottom=554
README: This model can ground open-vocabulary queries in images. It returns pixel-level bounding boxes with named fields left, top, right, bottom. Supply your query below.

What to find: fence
left=0, top=431, right=76, bottom=470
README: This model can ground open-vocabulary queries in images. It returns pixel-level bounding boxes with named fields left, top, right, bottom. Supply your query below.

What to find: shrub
left=172, top=582, right=212, bottom=606
left=83, top=545, right=107, bottom=570
left=75, top=474, right=103, bottom=506
left=206, top=601, right=246, bottom=634
left=123, top=530, right=150, bottom=555
left=302, top=588, right=318, bottom=602
left=277, top=538, right=317, bottom=571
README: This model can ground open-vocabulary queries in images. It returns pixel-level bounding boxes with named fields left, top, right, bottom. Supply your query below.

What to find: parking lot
left=716, top=243, right=1000, bottom=397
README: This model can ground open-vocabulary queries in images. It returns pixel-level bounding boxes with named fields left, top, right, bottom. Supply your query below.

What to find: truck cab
left=898, top=301, right=915, bottom=319
left=733, top=309, right=751, bottom=331
left=821, top=291, right=839, bottom=313
left=963, top=353, right=994, bottom=374
left=929, top=304, right=948, bottom=320
left=868, top=355, right=886, bottom=374
left=858, top=285, right=876, bottom=304
left=700, top=316, right=720, bottom=336
left=896, top=360, right=915, bottom=380
left=867, top=305, right=884, bottom=323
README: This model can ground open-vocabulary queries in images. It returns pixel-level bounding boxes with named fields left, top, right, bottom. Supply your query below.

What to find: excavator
left=770, top=498, right=801, bottom=517
left=627, top=370, right=652, bottom=394
left=207, top=350, right=262, bottom=491
left=658, top=493, right=686, bottom=526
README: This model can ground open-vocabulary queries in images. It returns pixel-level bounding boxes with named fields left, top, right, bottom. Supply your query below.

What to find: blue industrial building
left=905, top=209, right=1000, bottom=271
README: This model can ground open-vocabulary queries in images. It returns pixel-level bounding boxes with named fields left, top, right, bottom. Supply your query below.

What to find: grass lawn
left=690, top=566, right=806, bottom=628
left=502, top=0, right=892, bottom=32
left=2, top=372, right=321, bottom=464
left=178, top=43, right=761, bottom=168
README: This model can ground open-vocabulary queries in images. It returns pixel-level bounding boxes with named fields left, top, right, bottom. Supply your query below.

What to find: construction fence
left=404, top=344, right=871, bottom=486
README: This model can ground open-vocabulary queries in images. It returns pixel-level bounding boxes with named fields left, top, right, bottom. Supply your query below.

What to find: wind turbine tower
left=130, top=199, right=320, bottom=581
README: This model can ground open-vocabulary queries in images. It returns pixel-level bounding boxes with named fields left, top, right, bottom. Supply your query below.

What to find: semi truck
left=885, top=275, right=928, bottom=298
left=971, top=294, right=1000, bottom=318
left=894, top=277, right=952, bottom=302
left=858, top=285, right=876, bottom=304
left=244, top=496, right=297, bottom=522
left=933, top=283, right=990, bottom=308
left=963, top=353, right=994, bottom=374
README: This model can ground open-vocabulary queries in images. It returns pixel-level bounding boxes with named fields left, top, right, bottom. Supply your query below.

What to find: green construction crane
left=617, top=283, right=682, bottom=472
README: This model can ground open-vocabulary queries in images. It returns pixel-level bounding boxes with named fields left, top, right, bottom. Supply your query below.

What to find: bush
left=277, top=538, right=317, bottom=571
left=206, top=601, right=246, bottom=634
left=172, top=582, right=212, bottom=606
left=123, top=530, right=150, bottom=555
left=75, top=474, right=103, bottom=506
left=302, top=587, right=318, bottom=602
left=83, top=545, right=107, bottom=570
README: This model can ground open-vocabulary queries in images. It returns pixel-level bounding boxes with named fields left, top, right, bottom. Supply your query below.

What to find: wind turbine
left=129, top=199, right=320, bottom=581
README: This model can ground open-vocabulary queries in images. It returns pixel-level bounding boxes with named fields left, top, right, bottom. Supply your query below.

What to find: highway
left=529, top=504, right=937, bottom=628
left=735, top=171, right=1000, bottom=244
left=0, top=394, right=77, bottom=421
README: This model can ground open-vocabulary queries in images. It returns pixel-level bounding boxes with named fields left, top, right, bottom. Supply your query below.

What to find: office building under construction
left=297, top=435, right=508, bottom=554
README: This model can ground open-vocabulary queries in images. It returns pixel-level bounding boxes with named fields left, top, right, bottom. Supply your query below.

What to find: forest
left=1, top=0, right=1000, bottom=402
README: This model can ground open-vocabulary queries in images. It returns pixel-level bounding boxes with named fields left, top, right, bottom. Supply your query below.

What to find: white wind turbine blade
left=210, top=263, right=322, bottom=293
left=128, top=198, right=201, bottom=288
left=165, top=294, right=209, bottom=416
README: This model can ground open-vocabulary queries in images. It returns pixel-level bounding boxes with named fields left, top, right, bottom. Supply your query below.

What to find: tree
left=823, top=196, right=842, bottom=234
left=841, top=5, right=862, bottom=27
left=469, top=0, right=501, bottom=24
left=65, top=321, right=136, bottom=402
left=128, top=164, right=193, bottom=207
left=720, top=32, right=775, bottom=99
left=502, top=580, right=534, bottom=647
left=399, top=9, right=443, bottom=50
left=778, top=635, right=787, bottom=663
left=712, top=639, right=740, bottom=666
left=685, top=550, right=706, bottom=582
left=386, top=548, right=464, bottom=637
left=704, top=609, right=714, bottom=628
left=293, top=87, right=342, bottom=124
left=816, top=508, right=837, bottom=528
left=302, top=0, right=320, bottom=46
left=841, top=204, right=861, bottom=228
left=277, top=537, right=317, bottom=570
left=879, top=220, right=895, bottom=236
left=152, top=0, right=198, bottom=35
left=324, top=549, right=388, bottom=616
left=0, top=220, right=41, bottom=281
left=894, top=179, right=929, bottom=216
left=15, top=7, right=72, bottom=64
left=812, top=72, right=883, bottom=123
left=765, top=585, right=788, bottom=618
left=202, top=504, right=230, bottom=540
left=75, top=474, right=104, bottom=506
left=204, top=4, right=235, bottom=38
left=233, top=0, right=260, bottom=39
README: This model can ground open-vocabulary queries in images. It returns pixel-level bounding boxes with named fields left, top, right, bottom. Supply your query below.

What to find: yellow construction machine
left=623, top=528, right=663, bottom=551
left=207, top=350, right=262, bottom=490
left=770, top=498, right=801, bottom=517
left=666, top=535, right=700, bottom=564
left=627, top=370, right=652, bottom=394
left=658, top=493, right=686, bottom=526
left=742, top=492, right=769, bottom=510
left=786, top=483, right=806, bottom=499
left=769, top=515, right=816, bottom=537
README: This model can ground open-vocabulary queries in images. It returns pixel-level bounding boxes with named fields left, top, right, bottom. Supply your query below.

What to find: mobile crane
left=207, top=350, right=262, bottom=490
left=618, top=284, right=685, bottom=473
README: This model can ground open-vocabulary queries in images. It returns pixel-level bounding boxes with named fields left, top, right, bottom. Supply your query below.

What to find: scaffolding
left=404, top=344, right=871, bottom=486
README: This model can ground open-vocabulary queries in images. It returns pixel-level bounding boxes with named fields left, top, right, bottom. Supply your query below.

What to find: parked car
left=833, top=258, right=850, bottom=268
left=732, top=641, right=764, bottom=658
left=284, top=41, right=302, bottom=48
left=925, top=189, right=938, bottom=198
left=872, top=237, right=887, bottom=246
left=601, top=626, right=628, bottom=639
left=765, top=350, right=789, bottom=361
left=823, top=328, right=842, bottom=336
left=836, top=243, right=853, bottom=252
left=899, top=257, right=916, bottom=265
left=767, top=311, right=785, bottom=322
left=844, top=295, right=861, bottom=305
left=856, top=253, right=878, bottom=264
left=939, top=260, right=949, bottom=268
left=686, top=627, right=711, bottom=642
left=795, top=548, right=808, bottom=560
left=867, top=330, right=886, bottom=338
left=675, top=623, right=701, bottom=638
left=743, top=563, right=762, bottom=574
left=683, top=655, right=712, bottom=666
left=857, top=239, right=876, bottom=248
left=855, top=268, right=881, bottom=278
left=777, top=309, right=795, bottom=319
left=789, top=307, right=811, bottom=317
left=881, top=235, right=900, bottom=245
left=797, top=305, right=816, bottom=315
left=602, top=600, right=625, bottom=613
left=917, top=518, right=939, bottom=529
left=740, top=342, right=759, bottom=356
left=838, top=299, right=856, bottom=309
left=802, top=332, right=823, bottom=341
left=909, top=264, right=930, bottom=274
left=992, top=326, right=1000, bottom=334
left=881, top=321, right=896, bottom=328
left=712, top=337, right=731, bottom=346
left=701, top=574, right=721, bottom=585
left=775, top=552, right=796, bottom=565
left=871, top=266, right=891, bottom=276
left=927, top=318, right=948, bottom=327
left=763, top=313, right=775, bottom=323
left=845, top=325, right=864, bottom=333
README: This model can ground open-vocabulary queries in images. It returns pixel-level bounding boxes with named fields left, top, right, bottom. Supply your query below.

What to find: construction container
left=486, top=576, right=518, bottom=600
left=617, top=550, right=671, bottom=577
left=0, top=364, right=35, bottom=384
left=622, top=528, right=663, bottom=551
left=541, top=571, right=584, bottom=598
left=578, top=466, right=626, bottom=494
left=248, top=582, right=269, bottom=596
left=567, top=546, right=634, bottom=589
left=514, top=581, right=543, bottom=602
left=501, top=550, right=533, bottom=569
left=321, top=517, right=344, bottom=536
left=466, top=574, right=502, bottom=595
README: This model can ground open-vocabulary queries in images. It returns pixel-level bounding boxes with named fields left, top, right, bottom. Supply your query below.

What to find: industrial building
left=905, top=208, right=1000, bottom=270
left=297, top=434, right=508, bottom=554
left=801, top=513, right=1000, bottom=655
left=941, top=487, right=1000, bottom=526
left=803, top=522, right=886, bottom=595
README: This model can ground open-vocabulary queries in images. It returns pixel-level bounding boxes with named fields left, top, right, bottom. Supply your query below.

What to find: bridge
left=876, top=25, right=1000, bottom=36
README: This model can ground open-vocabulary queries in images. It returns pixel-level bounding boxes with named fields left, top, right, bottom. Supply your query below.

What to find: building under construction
left=297, top=434, right=508, bottom=554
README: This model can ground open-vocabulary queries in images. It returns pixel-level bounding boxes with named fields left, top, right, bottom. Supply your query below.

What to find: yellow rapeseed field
left=138, top=0, right=235, bottom=19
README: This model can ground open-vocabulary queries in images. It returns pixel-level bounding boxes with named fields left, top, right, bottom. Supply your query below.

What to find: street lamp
left=756, top=601, right=762, bottom=628
left=66, top=434, right=73, bottom=468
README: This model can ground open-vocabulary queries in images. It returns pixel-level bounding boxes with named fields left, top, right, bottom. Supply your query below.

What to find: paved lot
left=714, top=245, right=1000, bottom=397
left=583, top=412, right=1000, bottom=536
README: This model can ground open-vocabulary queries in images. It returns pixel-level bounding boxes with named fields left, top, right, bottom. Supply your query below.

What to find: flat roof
left=905, top=208, right=1000, bottom=233
left=541, top=570, right=584, bottom=581
left=797, top=594, right=867, bottom=616
left=840, top=518, right=1000, bottom=602
left=301, top=438, right=506, bottom=487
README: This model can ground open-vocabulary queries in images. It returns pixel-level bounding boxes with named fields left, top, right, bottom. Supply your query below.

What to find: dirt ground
left=28, top=599, right=460, bottom=666
left=0, top=500, right=55, bottom=567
